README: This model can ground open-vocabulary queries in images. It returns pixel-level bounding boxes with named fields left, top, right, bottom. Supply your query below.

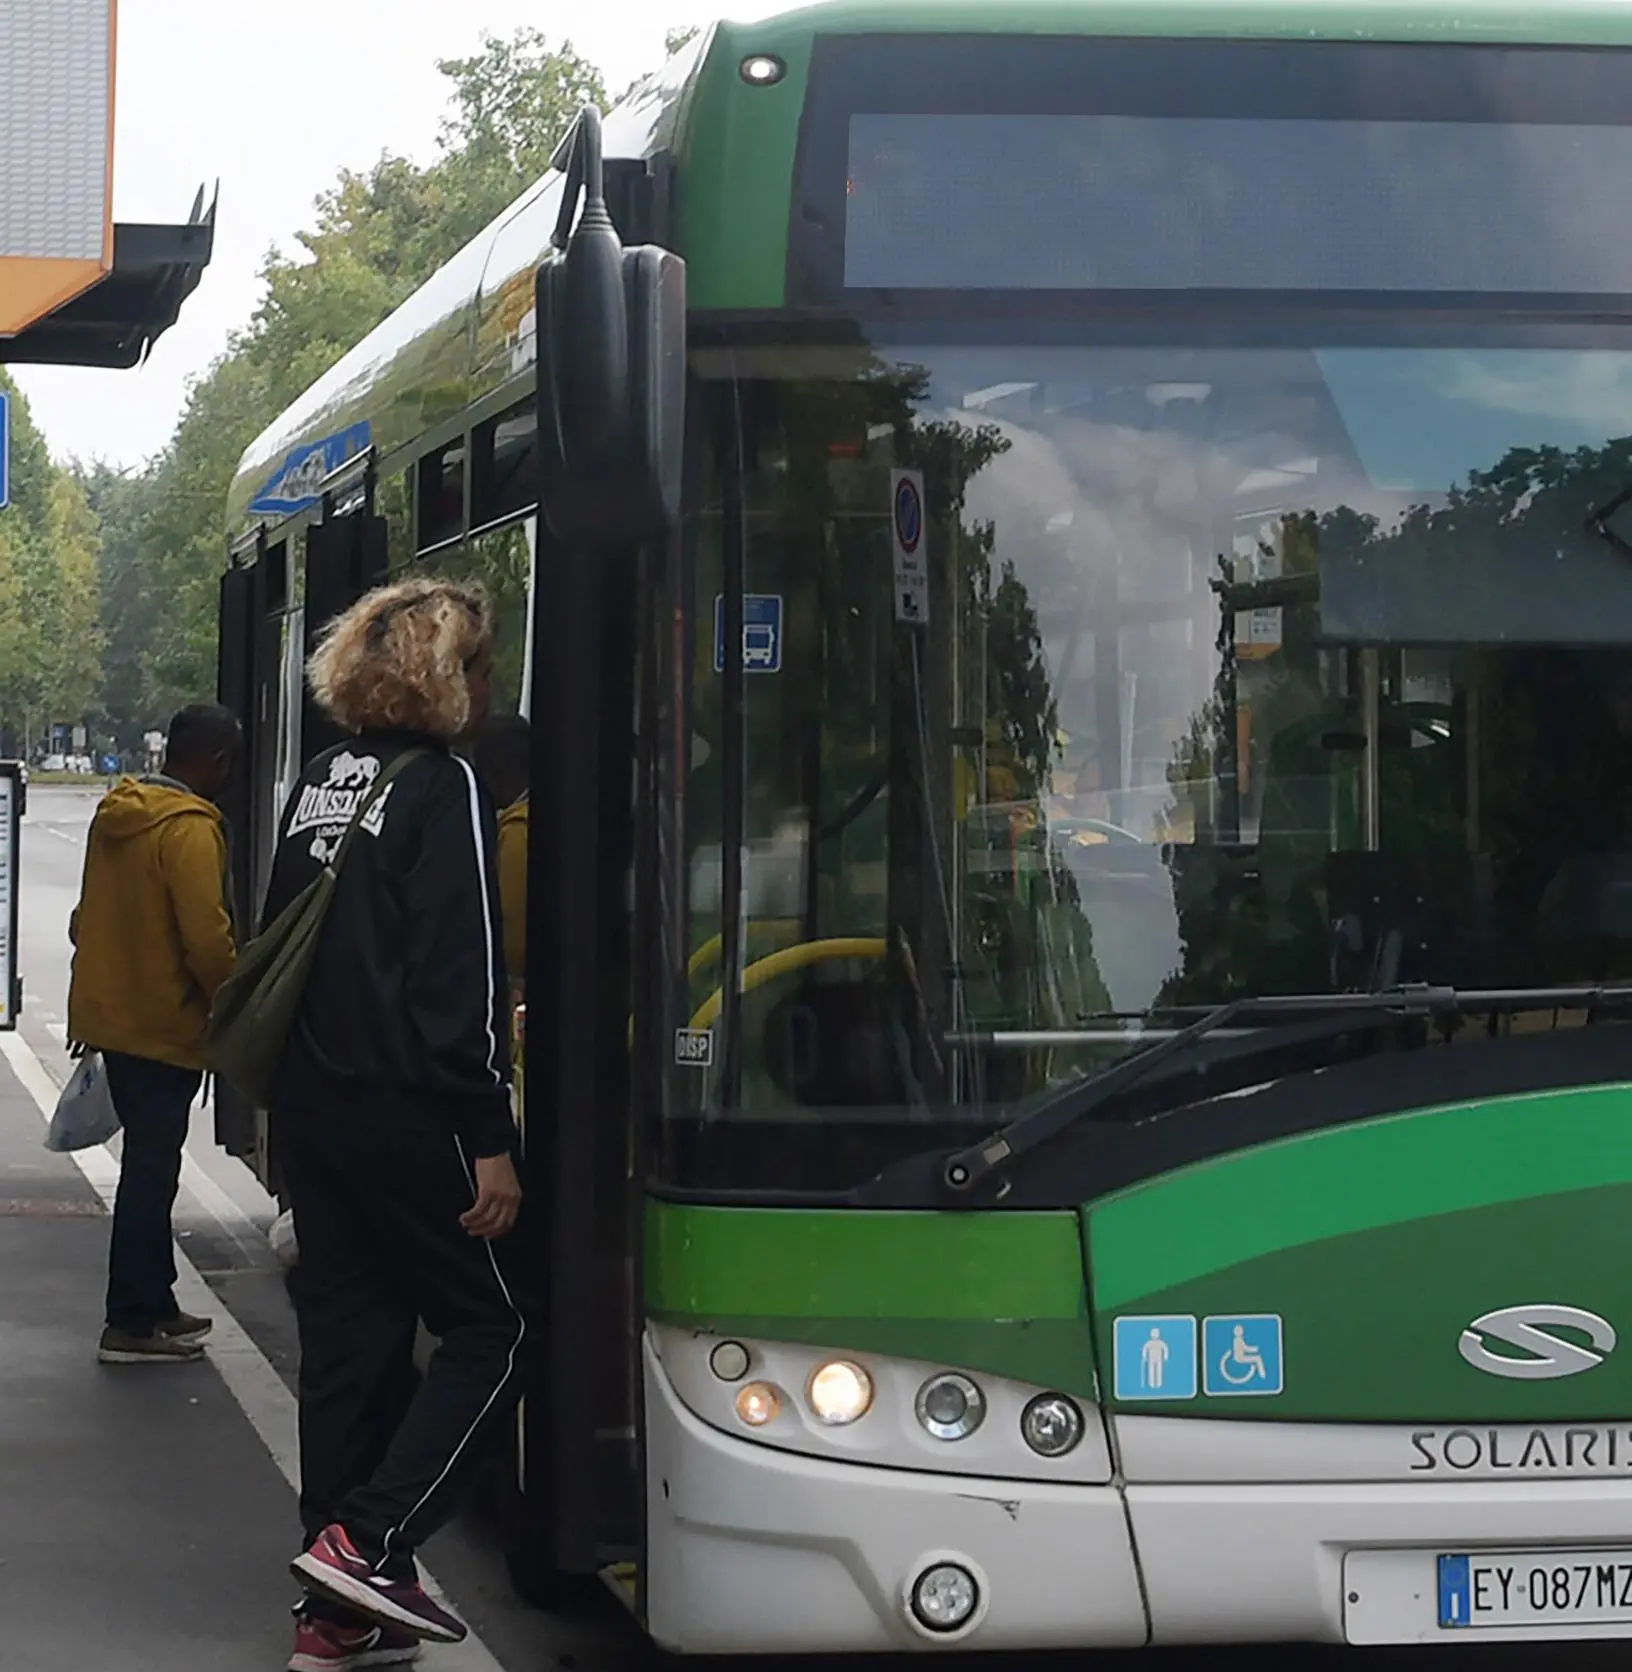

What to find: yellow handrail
left=689, top=937, right=887, bottom=1032
left=687, top=919, right=803, bottom=981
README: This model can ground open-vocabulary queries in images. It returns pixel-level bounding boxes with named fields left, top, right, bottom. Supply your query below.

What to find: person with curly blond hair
left=259, top=576, right=525, bottom=1664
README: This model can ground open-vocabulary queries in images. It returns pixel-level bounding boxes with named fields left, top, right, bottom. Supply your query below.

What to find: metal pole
left=1360, top=648, right=1382, bottom=851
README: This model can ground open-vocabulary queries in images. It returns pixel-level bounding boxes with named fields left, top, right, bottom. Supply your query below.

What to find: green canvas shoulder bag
left=206, top=748, right=425, bottom=1107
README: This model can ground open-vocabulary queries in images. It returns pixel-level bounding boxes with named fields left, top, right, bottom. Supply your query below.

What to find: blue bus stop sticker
left=1202, top=1314, right=1285, bottom=1396
left=1439, top=1555, right=1472, bottom=1628
left=713, top=594, right=783, bottom=675
left=1113, top=1315, right=1197, bottom=1401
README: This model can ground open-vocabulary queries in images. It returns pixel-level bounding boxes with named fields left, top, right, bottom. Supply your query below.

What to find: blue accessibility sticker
left=1202, top=1314, right=1284, bottom=1397
left=1113, top=1315, right=1197, bottom=1402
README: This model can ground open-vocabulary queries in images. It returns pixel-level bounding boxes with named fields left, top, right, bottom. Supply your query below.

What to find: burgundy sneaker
left=288, top=1611, right=422, bottom=1670
left=291, top=1524, right=467, bottom=1645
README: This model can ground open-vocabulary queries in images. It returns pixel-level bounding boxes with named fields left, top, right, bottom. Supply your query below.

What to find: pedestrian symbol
left=1202, top=1314, right=1284, bottom=1397
left=1113, top=1315, right=1197, bottom=1402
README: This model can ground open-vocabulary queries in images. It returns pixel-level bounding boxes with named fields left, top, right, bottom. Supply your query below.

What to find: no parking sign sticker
left=890, top=469, right=929, bottom=627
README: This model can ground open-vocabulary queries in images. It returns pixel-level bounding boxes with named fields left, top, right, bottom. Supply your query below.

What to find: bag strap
left=326, top=748, right=428, bottom=879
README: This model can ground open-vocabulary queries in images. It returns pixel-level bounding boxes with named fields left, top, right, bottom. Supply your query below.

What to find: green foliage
left=0, top=375, right=103, bottom=751
left=15, top=28, right=622, bottom=749
left=433, top=30, right=606, bottom=250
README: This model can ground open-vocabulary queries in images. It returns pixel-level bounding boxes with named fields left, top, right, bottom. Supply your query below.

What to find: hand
left=460, top=1152, right=522, bottom=1240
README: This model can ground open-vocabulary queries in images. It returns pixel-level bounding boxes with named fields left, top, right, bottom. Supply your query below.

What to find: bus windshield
left=664, top=326, right=1632, bottom=1194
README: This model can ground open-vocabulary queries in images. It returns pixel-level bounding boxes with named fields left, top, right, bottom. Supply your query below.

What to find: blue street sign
left=0, top=390, right=9, bottom=510
left=249, top=420, right=371, bottom=517
left=1113, top=1315, right=1197, bottom=1402
left=713, top=594, right=784, bottom=675
left=1202, top=1314, right=1285, bottom=1397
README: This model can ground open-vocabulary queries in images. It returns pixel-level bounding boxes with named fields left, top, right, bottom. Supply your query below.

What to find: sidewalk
left=0, top=1043, right=503, bottom=1672
left=0, top=1046, right=299, bottom=1668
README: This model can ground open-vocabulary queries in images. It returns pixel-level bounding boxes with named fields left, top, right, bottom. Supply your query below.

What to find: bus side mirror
left=536, top=107, right=685, bottom=547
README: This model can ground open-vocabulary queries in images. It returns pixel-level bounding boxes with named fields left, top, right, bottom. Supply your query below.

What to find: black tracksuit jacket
left=261, top=730, right=515, bottom=1158
left=264, top=730, right=526, bottom=1574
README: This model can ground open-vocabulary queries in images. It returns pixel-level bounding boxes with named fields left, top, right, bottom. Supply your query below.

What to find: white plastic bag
left=45, top=1050, right=121, bottom=1153
left=269, top=1208, right=299, bottom=1269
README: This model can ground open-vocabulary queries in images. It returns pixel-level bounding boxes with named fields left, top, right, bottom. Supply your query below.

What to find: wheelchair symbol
left=1202, top=1314, right=1283, bottom=1397
left=1216, top=1324, right=1267, bottom=1386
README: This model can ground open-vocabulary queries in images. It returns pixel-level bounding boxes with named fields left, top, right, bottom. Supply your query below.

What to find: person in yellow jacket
left=471, top=714, right=530, bottom=997
left=67, top=704, right=241, bottom=1366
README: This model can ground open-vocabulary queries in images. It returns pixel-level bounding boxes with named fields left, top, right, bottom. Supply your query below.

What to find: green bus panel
left=645, top=1199, right=1098, bottom=1396
left=677, top=0, right=1632, bottom=312
left=1087, top=1084, right=1632, bottom=1422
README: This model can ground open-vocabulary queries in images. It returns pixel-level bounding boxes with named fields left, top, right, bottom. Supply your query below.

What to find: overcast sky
left=11, top=0, right=713, bottom=469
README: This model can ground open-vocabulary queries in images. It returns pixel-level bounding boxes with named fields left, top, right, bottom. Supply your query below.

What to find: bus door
left=216, top=530, right=288, bottom=1170
left=509, top=508, right=646, bottom=1599
left=215, top=503, right=388, bottom=1181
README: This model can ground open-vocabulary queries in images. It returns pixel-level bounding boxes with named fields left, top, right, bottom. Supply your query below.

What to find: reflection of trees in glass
left=976, top=559, right=1058, bottom=803
left=894, top=375, right=1104, bottom=1066
left=689, top=358, right=1100, bottom=1105
left=1151, top=433, right=1632, bottom=1006
left=891, top=391, right=1060, bottom=804
left=1158, top=554, right=1265, bottom=1005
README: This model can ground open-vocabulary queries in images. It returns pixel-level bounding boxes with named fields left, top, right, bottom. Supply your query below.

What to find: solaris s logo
left=1458, top=1304, right=1617, bottom=1381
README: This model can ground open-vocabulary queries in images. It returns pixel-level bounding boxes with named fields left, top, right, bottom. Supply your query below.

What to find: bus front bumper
left=642, top=1337, right=1147, bottom=1653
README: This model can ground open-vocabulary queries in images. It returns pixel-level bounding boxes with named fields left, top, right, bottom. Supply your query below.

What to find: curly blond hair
left=308, top=576, right=491, bottom=739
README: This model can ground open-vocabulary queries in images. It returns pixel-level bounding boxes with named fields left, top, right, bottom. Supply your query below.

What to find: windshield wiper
left=940, top=983, right=1632, bottom=1196
left=1586, top=485, right=1632, bottom=560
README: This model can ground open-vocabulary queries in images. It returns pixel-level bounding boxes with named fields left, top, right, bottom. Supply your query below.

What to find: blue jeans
left=103, top=1052, right=200, bottom=1335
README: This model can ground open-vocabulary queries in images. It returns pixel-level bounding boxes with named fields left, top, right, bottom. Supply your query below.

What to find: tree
left=37, top=474, right=103, bottom=722
left=0, top=377, right=102, bottom=752
left=104, top=30, right=614, bottom=716
left=431, top=31, right=606, bottom=255
left=80, top=464, right=151, bottom=747
left=17, top=28, right=683, bottom=742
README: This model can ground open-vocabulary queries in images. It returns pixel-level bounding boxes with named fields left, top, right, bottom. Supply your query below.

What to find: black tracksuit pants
left=277, top=1105, right=527, bottom=1581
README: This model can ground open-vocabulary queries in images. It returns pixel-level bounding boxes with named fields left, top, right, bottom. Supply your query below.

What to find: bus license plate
left=1439, top=1552, right=1632, bottom=1629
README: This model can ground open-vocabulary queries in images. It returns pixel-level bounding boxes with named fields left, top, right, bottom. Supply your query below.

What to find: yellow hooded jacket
left=67, top=777, right=236, bottom=1072
left=497, top=791, right=528, bottom=986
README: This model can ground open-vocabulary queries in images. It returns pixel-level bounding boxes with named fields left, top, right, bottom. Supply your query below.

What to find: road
left=14, top=784, right=1631, bottom=1671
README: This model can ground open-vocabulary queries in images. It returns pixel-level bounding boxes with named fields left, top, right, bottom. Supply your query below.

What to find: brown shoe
left=154, top=1312, right=213, bottom=1343
left=98, top=1326, right=207, bottom=1364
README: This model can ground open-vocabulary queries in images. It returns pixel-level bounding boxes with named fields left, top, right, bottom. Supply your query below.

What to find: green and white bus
left=223, top=0, right=1632, bottom=1651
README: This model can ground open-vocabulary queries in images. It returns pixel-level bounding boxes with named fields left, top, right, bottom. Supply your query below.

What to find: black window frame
left=789, top=33, right=1632, bottom=317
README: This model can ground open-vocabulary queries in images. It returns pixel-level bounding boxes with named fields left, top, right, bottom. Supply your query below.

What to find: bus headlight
left=910, top=1562, right=980, bottom=1632
left=734, top=1381, right=781, bottom=1427
left=1020, top=1391, right=1084, bottom=1457
left=807, top=1359, right=874, bottom=1425
left=914, top=1372, right=985, bottom=1440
